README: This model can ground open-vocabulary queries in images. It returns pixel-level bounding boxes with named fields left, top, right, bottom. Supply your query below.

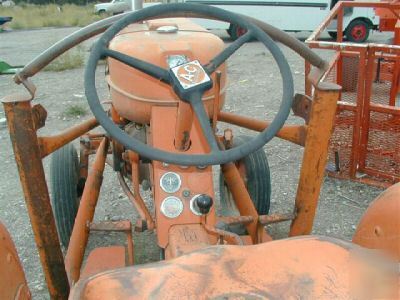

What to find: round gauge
left=160, top=172, right=181, bottom=193
left=160, top=196, right=184, bottom=219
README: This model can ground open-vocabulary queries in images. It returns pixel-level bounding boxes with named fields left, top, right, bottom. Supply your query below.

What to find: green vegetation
left=0, top=4, right=103, bottom=29
left=63, top=104, right=87, bottom=118
left=44, top=45, right=85, bottom=71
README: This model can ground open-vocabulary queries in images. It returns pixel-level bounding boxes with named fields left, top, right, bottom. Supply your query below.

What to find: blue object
left=0, top=17, right=13, bottom=26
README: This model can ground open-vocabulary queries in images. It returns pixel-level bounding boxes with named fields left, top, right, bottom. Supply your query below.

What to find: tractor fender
left=353, top=183, right=400, bottom=261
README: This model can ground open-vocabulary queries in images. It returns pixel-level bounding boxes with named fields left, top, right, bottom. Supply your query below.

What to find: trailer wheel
left=220, top=135, right=271, bottom=221
left=345, top=19, right=370, bottom=43
left=50, top=143, right=81, bottom=248
left=228, top=24, right=247, bottom=41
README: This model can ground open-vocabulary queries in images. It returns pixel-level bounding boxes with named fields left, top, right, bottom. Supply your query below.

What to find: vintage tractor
left=0, top=3, right=399, bottom=299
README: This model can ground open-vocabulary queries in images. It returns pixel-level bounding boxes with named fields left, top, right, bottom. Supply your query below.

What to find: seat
left=69, top=236, right=397, bottom=299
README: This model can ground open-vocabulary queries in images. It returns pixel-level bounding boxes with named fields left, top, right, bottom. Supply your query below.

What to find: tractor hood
left=107, top=18, right=227, bottom=124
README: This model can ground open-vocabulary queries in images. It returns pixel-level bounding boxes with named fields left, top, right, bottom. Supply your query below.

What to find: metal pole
left=65, top=138, right=109, bottom=284
left=290, top=82, right=341, bottom=236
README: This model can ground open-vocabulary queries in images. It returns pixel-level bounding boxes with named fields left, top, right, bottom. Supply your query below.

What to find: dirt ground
left=0, top=26, right=384, bottom=299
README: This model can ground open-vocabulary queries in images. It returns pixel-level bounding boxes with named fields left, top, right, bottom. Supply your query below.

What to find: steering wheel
left=85, top=3, right=294, bottom=166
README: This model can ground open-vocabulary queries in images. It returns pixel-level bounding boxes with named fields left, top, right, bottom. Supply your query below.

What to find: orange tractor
left=1, top=3, right=399, bottom=299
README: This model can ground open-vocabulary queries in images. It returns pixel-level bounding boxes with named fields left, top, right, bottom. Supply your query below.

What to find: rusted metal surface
left=38, top=118, right=99, bottom=158
left=218, top=111, right=307, bottom=146
left=259, top=212, right=296, bottom=225
left=290, top=83, right=341, bottom=236
left=90, top=220, right=131, bottom=232
left=217, top=215, right=254, bottom=227
left=353, top=182, right=400, bottom=261
left=65, top=138, right=109, bottom=285
left=0, top=222, right=31, bottom=300
left=2, top=100, right=69, bottom=299
left=70, top=236, right=399, bottom=299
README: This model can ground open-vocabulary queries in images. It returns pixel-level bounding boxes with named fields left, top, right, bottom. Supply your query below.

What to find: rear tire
left=220, top=135, right=271, bottom=216
left=50, top=143, right=81, bottom=248
left=345, top=19, right=370, bottom=43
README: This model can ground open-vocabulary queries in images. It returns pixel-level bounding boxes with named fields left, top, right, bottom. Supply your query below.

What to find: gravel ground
left=0, top=27, right=384, bottom=299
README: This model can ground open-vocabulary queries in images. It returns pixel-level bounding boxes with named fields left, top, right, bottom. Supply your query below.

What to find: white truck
left=133, top=0, right=379, bottom=42
left=185, top=0, right=379, bottom=43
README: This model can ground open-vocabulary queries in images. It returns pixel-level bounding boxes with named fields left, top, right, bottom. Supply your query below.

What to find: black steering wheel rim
left=85, top=3, right=294, bottom=166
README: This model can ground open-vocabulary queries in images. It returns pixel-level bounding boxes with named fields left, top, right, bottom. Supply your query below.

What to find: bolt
left=182, top=189, right=191, bottom=198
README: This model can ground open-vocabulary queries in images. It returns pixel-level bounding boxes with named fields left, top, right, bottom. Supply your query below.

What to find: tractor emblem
left=171, top=60, right=211, bottom=89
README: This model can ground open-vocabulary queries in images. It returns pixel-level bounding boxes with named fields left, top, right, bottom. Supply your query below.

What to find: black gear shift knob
left=195, top=194, right=213, bottom=215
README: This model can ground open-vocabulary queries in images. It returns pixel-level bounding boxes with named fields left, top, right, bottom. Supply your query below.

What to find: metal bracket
left=32, top=104, right=47, bottom=130
left=292, top=93, right=313, bottom=124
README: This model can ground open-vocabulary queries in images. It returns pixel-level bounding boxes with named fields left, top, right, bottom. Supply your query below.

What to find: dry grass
left=0, top=4, right=103, bottom=29
left=62, top=104, right=87, bottom=118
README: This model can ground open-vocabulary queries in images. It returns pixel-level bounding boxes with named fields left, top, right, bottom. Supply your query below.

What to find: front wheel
left=50, top=143, right=81, bottom=248
left=220, top=135, right=271, bottom=216
left=345, top=19, right=370, bottom=43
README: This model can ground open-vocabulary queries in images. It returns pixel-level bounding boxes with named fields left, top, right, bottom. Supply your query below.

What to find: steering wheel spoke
left=189, top=94, right=220, bottom=153
left=103, top=48, right=170, bottom=83
left=205, top=30, right=254, bottom=74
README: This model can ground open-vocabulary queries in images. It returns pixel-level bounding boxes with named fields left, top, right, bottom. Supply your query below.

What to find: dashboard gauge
left=160, top=196, right=184, bottom=219
left=160, top=172, right=181, bottom=193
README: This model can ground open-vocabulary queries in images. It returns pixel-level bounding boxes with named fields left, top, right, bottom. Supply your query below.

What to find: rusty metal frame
left=2, top=98, right=70, bottom=299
